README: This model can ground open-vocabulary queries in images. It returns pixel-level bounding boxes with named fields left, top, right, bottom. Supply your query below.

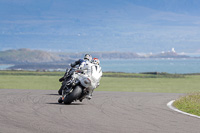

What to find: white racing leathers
left=90, top=64, right=102, bottom=89
left=73, top=60, right=102, bottom=97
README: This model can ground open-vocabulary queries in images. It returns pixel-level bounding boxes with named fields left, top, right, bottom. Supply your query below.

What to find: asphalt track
left=0, top=89, right=199, bottom=133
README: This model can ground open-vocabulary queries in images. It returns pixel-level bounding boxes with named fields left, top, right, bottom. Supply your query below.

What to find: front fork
left=58, top=87, right=73, bottom=103
left=61, top=89, right=65, bottom=101
left=61, top=87, right=73, bottom=99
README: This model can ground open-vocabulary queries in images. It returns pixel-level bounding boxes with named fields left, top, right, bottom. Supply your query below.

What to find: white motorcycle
left=58, top=68, right=100, bottom=104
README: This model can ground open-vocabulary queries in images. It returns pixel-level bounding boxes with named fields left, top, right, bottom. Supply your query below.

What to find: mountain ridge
left=0, top=48, right=192, bottom=70
left=0, top=49, right=191, bottom=64
left=0, top=48, right=64, bottom=64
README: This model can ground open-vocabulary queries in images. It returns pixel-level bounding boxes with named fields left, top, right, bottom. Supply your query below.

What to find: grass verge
left=173, top=92, right=200, bottom=116
left=0, top=70, right=200, bottom=93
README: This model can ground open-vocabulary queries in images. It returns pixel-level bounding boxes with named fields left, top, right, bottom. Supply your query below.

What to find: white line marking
left=167, top=100, right=200, bottom=119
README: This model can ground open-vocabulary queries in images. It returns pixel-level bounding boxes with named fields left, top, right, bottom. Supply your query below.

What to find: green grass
left=0, top=70, right=200, bottom=93
left=99, top=76, right=200, bottom=93
left=104, top=72, right=185, bottom=78
left=0, top=70, right=63, bottom=76
left=0, top=75, right=61, bottom=90
left=0, top=70, right=185, bottom=78
left=173, top=92, right=200, bottom=116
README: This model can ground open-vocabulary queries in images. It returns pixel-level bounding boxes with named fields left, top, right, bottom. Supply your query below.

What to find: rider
left=86, top=58, right=102, bottom=99
left=70, top=54, right=92, bottom=68
left=91, top=58, right=102, bottom=88
left=59, top=54, right=92, bottom=82
left=75, top=54, right=94, bottom=99
left=70, top=56, right=102, bottom=100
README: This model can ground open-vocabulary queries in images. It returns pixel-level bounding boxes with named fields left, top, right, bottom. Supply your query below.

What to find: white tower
left=172, top=48, right=175, bottom=53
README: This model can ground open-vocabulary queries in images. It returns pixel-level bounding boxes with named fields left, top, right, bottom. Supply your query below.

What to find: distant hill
left=0, top=49, right=191, bottom=70
left=0, top=48, right=65, bottom=64
left=0, top=48, right=191, bottom=63
left=148, top=51, right=189, bottom=58
left=57, top=52, right=140, bottom=60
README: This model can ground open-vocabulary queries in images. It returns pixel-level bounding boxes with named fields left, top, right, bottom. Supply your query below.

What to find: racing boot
left=85, top=89, right=93, bottom=100
left=85, top=95, right=92, bottom=100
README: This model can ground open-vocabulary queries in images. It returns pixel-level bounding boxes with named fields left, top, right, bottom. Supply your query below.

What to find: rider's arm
left=70, top=59, right=84, bottom=67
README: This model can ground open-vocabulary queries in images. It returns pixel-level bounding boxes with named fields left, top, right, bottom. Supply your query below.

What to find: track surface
left=0, top=89, right=199, bottom=133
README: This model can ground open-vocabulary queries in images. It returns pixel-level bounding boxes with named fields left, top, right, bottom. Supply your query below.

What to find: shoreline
left=1, top=58, right=200, bottom=74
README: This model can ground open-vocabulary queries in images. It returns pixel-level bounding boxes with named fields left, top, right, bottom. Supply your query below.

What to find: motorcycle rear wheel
left=63, top=86, right=82, bottom=104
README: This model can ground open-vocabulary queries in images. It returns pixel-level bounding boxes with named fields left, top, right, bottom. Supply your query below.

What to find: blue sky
left=0, top=0, right=200, bottom=54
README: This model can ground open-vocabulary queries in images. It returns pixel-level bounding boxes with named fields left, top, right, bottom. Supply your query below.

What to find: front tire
left=58, top=97, right=63, bottom=103
left=58, top=81, right=67, bottom=95
left=63, top=86, right=82, bottom=104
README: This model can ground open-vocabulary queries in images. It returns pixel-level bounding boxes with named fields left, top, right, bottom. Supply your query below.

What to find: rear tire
left=63, top=86, right=82, bottom=104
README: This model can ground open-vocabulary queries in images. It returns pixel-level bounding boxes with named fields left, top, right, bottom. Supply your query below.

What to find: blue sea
left=0, top=59, right=200, bottom=74
left=100, top=59, right=200, bottom=74
left=0, top=64, right=14, bottom=70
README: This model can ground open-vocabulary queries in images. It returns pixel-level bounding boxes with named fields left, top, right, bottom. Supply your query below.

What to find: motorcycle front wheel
left=63, top=85, right=82, bottom=104
left=58, top=80, right=67, bottom=95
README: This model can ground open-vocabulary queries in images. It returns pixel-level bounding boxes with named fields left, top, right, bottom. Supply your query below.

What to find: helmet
left=84, top=54, right=92, bottom=62
left=92, top=58, right=100, bottom=65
